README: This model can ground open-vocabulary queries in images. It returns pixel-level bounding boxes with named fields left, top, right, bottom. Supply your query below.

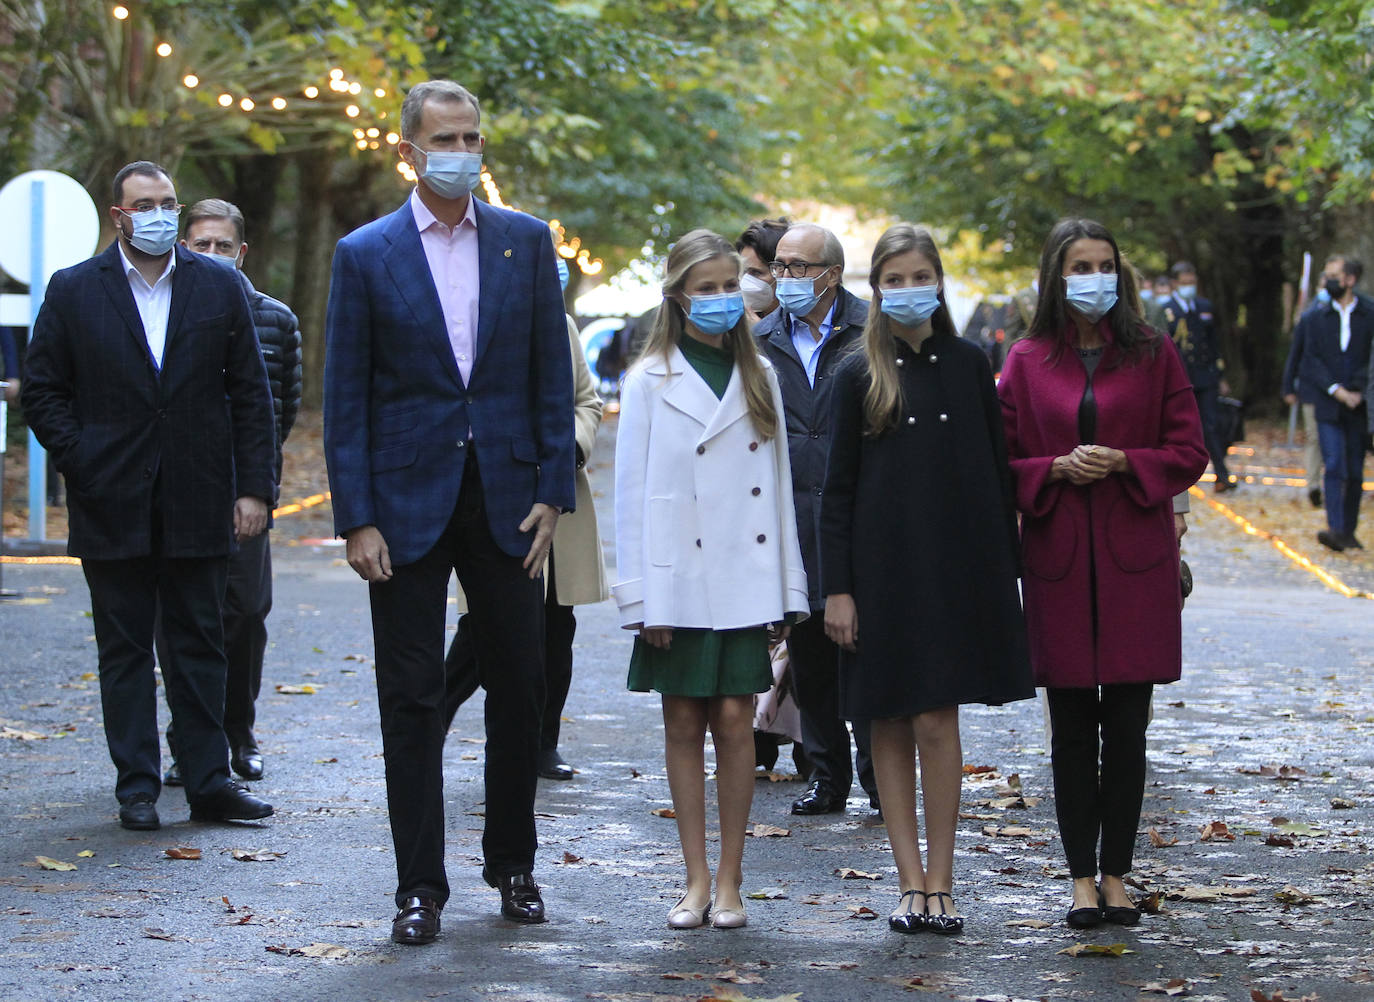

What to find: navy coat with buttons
left=755, top=286, right=869, bottom=610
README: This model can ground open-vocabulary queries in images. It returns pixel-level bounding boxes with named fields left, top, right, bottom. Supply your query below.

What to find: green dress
left=626, top=336, right=774, bottom=698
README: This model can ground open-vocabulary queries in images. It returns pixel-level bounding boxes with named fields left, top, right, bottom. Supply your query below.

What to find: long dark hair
left=1027, top=218, right=1157, bottom=365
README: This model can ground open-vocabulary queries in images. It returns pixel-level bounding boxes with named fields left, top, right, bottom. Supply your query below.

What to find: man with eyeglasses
left=754, top=223, right=878, bottom=818
left=23, top=160, right=277, bottom=832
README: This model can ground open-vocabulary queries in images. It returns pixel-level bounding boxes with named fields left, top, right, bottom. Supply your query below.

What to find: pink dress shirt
left=410, top=188, right=480, bottom=385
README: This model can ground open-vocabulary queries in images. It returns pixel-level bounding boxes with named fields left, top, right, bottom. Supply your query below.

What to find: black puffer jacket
left=754, top=286, right=869, bottom=610
left=240, top=273, right=302, bottom=497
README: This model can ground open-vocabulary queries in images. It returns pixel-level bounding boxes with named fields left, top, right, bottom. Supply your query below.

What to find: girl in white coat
left=614, top=229, right=809, bottom=930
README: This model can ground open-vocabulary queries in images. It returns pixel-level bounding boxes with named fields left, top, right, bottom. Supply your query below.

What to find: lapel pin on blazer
left=504, top=249, right=512, bottom=257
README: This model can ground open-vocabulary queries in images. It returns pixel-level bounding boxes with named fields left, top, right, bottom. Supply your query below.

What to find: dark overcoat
left=819, top=332, right=1033, bottom=720
left=997, top=326, right=1208, bottom=689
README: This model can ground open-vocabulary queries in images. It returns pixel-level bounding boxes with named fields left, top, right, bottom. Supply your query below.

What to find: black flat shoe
left=888, top=889, right=925, bottom=934
left=118, top=793, right=160, bottom=831
left=162, top=760, right=183, bottom=788
left=1098, top=886, right=1141, bottom=926
left=482, top=866, right=547, bottom=924
left=537, top=749, right=574, bottom=781
left=189, top=781, right=274, bottom=822
left=391, top=896, right=441, bottom=944
left=1318, top=530, right=1347, bottom=552
left=923, top=891, right=964, bottom=935
left=791, top=782, right=846, bottom=815
left=1066, top=903, right=1104, bottom=929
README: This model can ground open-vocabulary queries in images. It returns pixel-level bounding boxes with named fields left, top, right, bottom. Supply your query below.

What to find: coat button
left=928, top=354, right=938, bottom=363
left=696, top=538, right=702, bottom=547
left=939, top=413, right=948, bottom=422
left=751, top=486, right=761, bottom=496
left=456, top=440, right=466, bottom=448
left=748, top=442, right=759, bottom=451
left=808, top=431, right=820, bottom=439
left=907, top=416, right=916, bottom=425
left=696, top=444, right=706, bottom=455
left=895, top=357, right=904, bottom=366
left=756, top=534, right=766, bottom=543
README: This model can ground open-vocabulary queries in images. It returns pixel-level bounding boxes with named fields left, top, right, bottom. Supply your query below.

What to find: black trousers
left=368, top=453, right=546, bottom=908
left=1194, top=384, right=1232, bottom=484
left=443, top=550, right=575, bottom=752
left=786, top=613, right=875, bottom=798
left=161, top=530, right=272, bottom=757
left=1046, top=683, right=1153, bottom=878
left=83, top=553, right=231, bottom=804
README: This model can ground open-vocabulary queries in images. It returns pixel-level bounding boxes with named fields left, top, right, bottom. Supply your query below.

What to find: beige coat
left=458, top=318, right=608, bottom=610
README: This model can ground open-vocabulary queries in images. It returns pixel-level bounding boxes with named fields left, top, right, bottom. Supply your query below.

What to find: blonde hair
left=861, top=223, right=957, bottom=435
left=640, top=228, right=778, bottom=440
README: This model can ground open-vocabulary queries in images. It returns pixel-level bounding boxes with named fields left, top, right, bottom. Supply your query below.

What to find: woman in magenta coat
left=997, top=218, right=1207, bottom=930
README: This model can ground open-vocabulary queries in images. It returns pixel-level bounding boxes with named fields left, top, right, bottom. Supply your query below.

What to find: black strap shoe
left=118, top=793, right=160, bottom=831
left=483, top=866, right=547, bottom=924
left=791, top=781, right=846, bottom=815
left=391, top=896, right=441, bottom=944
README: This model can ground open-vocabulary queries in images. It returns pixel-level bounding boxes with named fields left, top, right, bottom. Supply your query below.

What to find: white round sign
left=0, top=170, right=100, bottom=286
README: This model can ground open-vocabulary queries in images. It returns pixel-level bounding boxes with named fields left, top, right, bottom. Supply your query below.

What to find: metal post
left=27, top=178, right=47, bottom=543
left=1, top=386, right=16, bottom=597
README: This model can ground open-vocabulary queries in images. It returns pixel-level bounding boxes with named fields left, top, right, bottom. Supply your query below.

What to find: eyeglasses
left=118, top=201, right=183, bottom=215
left=769, top=259, right=832, bottom=279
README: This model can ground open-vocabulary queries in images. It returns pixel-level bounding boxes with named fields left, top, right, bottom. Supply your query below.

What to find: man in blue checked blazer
left=323, top=80, right=575, bottom=944
left=23, top=161, right=277, bottom=832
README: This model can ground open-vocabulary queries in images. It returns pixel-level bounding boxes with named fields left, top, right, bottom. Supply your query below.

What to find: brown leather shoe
left=483, top=867, right=547, bottom=924
left=391, top=896, right=441, bottom=944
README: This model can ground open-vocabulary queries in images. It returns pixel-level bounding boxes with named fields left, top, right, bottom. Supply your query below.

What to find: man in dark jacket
left=22, top=162, right=276, bottom=831
left=160, top=198, right=302, bottom=785
left=754, top=222, right=877, bottom=816
left=1162, top=262, right=1235, bottom=492
left=1298, top=255, right=1374, bottom=551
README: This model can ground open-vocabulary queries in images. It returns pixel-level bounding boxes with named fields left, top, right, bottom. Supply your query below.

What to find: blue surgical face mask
left=196, top=250, right=239, bottom=272
left=1064, top=273, right=1119, bottom=323
left=1139, top=288, right=1154, bottom=302
left=1175, top=283, right=1197, bottom=301
left=775, top=273, right=829, bottom=316
left=686, top=291, right=745, bottom=336
left=556, top=258, right=570, bottom=291
left=1316, top=286, right=1332, bottom=304
left=121, top=206, right=179, bottom=256
left=415, top=147, right=483, bottom=199
left=879, top=284, right=941, bottom=327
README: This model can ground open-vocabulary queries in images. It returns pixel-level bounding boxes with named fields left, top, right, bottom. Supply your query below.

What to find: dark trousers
left=1318, top=407, right=1367, bottom=536
left=1193, top=384, right=1232, bottom=484
left=443, top=550, right=575, bottom=753
left=161, top=530, right=272, bottom=757
left=83, top=553, right=231, bottom=804
left=1046, top=684, right=1153, bottom=878
left=786, top=613, right=875, bottom=798
left=368, top=454, right=546, bottom=908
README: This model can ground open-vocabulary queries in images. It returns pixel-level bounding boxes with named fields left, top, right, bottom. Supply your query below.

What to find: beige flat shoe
left=667, top=896, right=710, bottom=929
left=710, top=903, right=747, bottom=929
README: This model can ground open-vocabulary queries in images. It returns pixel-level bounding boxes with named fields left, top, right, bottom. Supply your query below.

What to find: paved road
left=3, top=423, right=1373, bottom=1001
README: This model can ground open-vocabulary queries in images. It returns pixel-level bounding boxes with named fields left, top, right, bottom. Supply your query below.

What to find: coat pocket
left=648, top=496, right=673, bottom=567
left=370, top=441, right=417, bottom=473
left=1105, top=497, right=1168, bottom=573
left=1021, top=507, right=1076, bottom=582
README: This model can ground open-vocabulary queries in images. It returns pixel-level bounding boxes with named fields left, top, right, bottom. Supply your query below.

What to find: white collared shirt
left=1325, top=298, right=1359, bottom=396
left=410, top=188, right=480, bottom=385
left=118, top=241, right=176, bottom=369
left=788, top=299, right=837, bottom=387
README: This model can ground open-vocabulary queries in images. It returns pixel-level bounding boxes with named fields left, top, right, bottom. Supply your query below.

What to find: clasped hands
left=1052, top=444, right=1128, bottom=486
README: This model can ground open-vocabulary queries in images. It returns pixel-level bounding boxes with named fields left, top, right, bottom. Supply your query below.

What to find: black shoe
left=888, top=889, right=925, bottom=934
left=536, top=748, right=574, bottom=781
left=1214, top=477, right=1238, bottom=494
left=118, top=794, right=160, bottom=831
left=1309, top=487, right=1323, bottom=508
left=482, top=867, right=547, bottom=924
left=231, top=743, right=264, bottom=781
left=923, top=891, right=965, bottom=935
left=1318, top=530, right=1347, bottom=552
left=791, top=781, right=846, bottom=815
left=1345, top=533, right=1363, bottom=550
left=1066, top=903, right=1104, bottom=929
left=1097, top=886, right=1141, bottom=926
left=189, top=781, right=274, bottom=822
left=391, top=896, right=441, bottom=944
left=162, top=759, right=183, bottom=788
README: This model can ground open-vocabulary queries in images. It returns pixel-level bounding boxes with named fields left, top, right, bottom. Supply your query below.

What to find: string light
left=239, top=97, right=254, bottom=111
left=271, top=97, right=287, bottom=110
left=112, top=5, right=129, bottom=19
left=217, top=93, right=233, bottom=107
left=182, top=74, right=198, bottom=88
left=303, top=85, right=319, bottom=99
left=345, top=104, right=359, bottom=118
left=156, top=42, right=172, bottom=57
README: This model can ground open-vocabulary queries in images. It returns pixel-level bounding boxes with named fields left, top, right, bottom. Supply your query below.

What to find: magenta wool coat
left=997, top=328, right=1208, bottom=688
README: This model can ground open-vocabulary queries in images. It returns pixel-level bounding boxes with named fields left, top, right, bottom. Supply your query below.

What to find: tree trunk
left=291, top=150, right=334, bottom=412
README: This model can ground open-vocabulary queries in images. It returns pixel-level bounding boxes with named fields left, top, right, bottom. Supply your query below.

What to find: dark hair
left=1027, top=218, right=1157, bottom=365
left=400, top=81, right=481, bottom=141
left=735, top=217, right=790, bottom=264
left=112, top=161, right=172, bottom=205
left=1170, top=260, right=1197, bottom=279
left=1328, top=254, right=1364, bottom=283
left=185, top=198, right=245, bottom=244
